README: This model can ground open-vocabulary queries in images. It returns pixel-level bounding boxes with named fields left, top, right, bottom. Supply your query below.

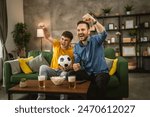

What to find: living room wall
left=6, top=0, right=24, bottom=54
left=23, top=0, right=150, bottom=51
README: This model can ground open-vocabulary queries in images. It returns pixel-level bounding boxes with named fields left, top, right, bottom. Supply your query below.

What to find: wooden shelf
left=97, top=13, right=150, bottom=18
left=105, top=43, right=119, bottom=45
left=97, top=12, right=150, bottom=72
left=121, top=42, right=136, bottom=44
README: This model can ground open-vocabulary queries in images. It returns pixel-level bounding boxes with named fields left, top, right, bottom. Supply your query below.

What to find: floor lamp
left=37, top=28, right=44, bottom=51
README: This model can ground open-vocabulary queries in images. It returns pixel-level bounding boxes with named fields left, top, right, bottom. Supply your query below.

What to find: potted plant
left=12, top=23, right=31, bottom=57
left=102, top=7, right=112, bottom=16
left=128, top=30, right=137, bottom=37
left=124, top=4, right=133, bottom=15
left=19, top=78, right=27, bottom=88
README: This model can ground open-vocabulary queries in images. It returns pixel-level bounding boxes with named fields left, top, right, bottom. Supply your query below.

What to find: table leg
left=8, top=92, right=13, bottom=100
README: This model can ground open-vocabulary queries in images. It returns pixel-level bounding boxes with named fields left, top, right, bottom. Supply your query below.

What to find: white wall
left=0, top=41, right=2, bottom=58
left=6, top=0, right=24, bottom=54
left=0, top=58, right=2, bottom=81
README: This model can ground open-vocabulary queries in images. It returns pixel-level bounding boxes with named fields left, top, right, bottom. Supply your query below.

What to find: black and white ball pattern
left=58, top=55, right=72, bottom=68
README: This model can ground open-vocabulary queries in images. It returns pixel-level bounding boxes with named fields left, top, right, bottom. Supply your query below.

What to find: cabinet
left=96, top=13, right=150, bottom=72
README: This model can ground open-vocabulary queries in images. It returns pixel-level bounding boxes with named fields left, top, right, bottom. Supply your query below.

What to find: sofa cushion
left=11, top=73, right=39, bottom=83
left=105, top=57, right=113, bottom=70
left=28, top=54, right=49, bottom=72
left=18, top=57, right=33, bottom=74
left=8, top=59, right=21, bottom=74
left=28, top=50, right=53, bottom=64
left=107, top=75, right=120, bottom=88
left=105, top=57, right=118, bottom=76
left=109, top=58, right=118, bottom=76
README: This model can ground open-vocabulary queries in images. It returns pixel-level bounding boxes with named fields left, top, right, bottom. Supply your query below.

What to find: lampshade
left=37, top=28, right=44, bottom=37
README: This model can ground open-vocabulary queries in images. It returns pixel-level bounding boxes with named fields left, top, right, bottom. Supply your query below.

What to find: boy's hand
left=59, top=64, right=73, bottom=71
left=42, top=27, right=50, bottom=40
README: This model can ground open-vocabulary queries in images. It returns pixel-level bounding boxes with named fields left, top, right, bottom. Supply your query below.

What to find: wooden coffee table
left=8, top=80, right=90, bottom=100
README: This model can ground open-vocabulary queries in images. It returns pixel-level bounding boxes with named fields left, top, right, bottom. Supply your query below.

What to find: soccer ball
left=58, top=55, right=72, bottom=68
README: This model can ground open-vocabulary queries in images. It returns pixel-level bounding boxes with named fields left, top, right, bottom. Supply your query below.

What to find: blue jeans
left=68, top=70, right=110, bottom=99
left=38, top=65, right=68, bottom=99
left=39, top=65, right=62, bottom=79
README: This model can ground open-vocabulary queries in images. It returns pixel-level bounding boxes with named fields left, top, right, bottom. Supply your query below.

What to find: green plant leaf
left=12, top=23, right=31, bottom=50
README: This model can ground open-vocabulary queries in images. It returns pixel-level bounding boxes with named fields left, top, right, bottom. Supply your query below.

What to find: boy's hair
left=61, top=31, right=73, bottom=41
left=77, top=20, right=90, bottom=29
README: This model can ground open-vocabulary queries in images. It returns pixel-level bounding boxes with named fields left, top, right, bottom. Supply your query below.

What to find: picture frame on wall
left=122, top=46, right=136, bottom=56
left=141, top=36, right=148, bottom=42
left=108, top=23, right=114, bottom=30
left=144, top=22, right=149, bottom=28
left=125, top=20, right=134, bottom=29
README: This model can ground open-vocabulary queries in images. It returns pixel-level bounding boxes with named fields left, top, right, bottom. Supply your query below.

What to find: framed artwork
left=122, top=46, right=136, bottom=56
left=125, top=20, right=134, bottom=29
left=141, top=36, right=148, bottom=42
left=144, top=22, right=149, bottom=28
left=108, top=23, right=114, bottom=30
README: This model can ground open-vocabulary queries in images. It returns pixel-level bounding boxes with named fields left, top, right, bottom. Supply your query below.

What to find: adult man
left=37, top=29, right=74, bottom=100
left=71, top=13, right=110, bottom=99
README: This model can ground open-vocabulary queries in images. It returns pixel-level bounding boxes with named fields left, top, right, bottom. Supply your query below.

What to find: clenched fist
left=73, top=63, right=81, bottom=71
left=82, top=13, right=96, bottom=23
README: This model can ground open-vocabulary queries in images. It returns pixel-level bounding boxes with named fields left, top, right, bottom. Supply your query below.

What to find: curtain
left=0, top=0, right=8, bottom=61
left=0, top=0, right=8, bottom=86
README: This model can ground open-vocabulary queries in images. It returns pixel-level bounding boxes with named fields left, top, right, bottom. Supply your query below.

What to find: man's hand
left=83, top=13, right=105, bottom=32
left=82, top=13, right=96, bottom=23
left=73, top=63, right=81, bottom=71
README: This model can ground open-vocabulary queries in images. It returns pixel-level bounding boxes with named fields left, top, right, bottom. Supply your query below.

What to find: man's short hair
left=77, top=20, right=90, bottom=29
left=61, top=31, right=73, bottom=41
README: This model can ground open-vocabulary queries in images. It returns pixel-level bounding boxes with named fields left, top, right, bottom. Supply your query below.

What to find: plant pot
left=105, top=13, right=109, bottom=16
left=126, top=11, right=131, bottom=15
left=19, top=81, right=27, bottom=88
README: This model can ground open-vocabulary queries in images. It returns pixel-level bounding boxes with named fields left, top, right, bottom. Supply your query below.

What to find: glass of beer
left=68, top=76, right=76, bottom=89
left=38, top=75, right=46, bottom=88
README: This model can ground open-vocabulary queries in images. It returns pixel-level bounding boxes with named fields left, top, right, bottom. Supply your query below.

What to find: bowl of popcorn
left=51, top=76, right=65, bottom=85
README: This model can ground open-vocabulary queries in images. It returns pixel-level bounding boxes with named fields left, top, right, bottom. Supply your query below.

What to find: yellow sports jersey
left=50, top=39, right=74, bottom=69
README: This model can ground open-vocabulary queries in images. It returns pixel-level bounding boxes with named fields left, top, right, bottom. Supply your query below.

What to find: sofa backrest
left=28, top=50, right=40, bottom=58
left=28, top=50, right=53, bottom=64
left=28, top=48, right=115, bottom=64
left=104, top=48, right=116, bottom=59
left=41, top=51, right=53, bottom=64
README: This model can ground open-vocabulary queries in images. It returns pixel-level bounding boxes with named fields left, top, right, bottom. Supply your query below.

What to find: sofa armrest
left=4, top=61, right=13, bottom=92
left=116, top=56, right=129, bottom=98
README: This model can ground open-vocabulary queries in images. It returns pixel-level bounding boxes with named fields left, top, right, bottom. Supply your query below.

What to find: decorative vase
left=105, top=13, right=109, bottom=16
left=19, top=81, right=27, bottom=88
left=126, top=11, right=131, bottom=15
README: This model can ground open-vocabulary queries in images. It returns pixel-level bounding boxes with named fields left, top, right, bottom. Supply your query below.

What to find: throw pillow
left=27, top=54, right=49, bottom=72
left=18, top=57, right=33, bottom=74
left=105, top=57, right=114, bottom=70
left=109, top=58, right=118, bottom=76
left=105, top=57, right=118, bottom=76
left=8, top=59, right=21, bottom=74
